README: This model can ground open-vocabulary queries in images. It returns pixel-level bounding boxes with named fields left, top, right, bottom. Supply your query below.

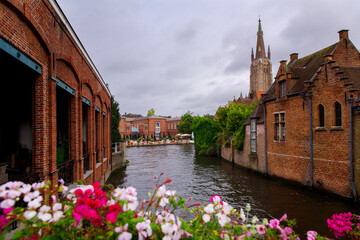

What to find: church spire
left=251, top=48, right=254, bottom=62
left=268, top=45, right=271, bottom=59
left=255, top=18, right=266, bottom=59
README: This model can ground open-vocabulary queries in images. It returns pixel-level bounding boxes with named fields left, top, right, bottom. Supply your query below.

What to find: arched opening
left=318, top=104, right=325, bottom=127
left=334, top=102, right=342, bottom=126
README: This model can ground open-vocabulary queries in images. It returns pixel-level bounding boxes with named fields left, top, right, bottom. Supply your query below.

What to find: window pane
left=282, top=123, right=285, bottom=139
left=335, top=102, right=341, bottom=126
left=319, top=105, right=325, bottom=127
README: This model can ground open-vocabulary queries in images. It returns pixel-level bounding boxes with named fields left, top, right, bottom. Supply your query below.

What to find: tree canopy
left=177, top=111, right=193, bottom=134
left=147, top=108, right=155, bottom=116
left=111, top=96, right=121, bottom=142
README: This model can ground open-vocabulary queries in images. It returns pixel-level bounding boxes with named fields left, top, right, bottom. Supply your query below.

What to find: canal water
left=107, top=144, right=360, bottom=238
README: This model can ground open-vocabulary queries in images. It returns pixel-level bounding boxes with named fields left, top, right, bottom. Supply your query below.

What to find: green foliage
left=177, top=111, right=193, bottom=134
left=192, top=116, right=218, bottom=156
left=111, top=96, right=121, bottom=143
left=147, top=108, right=155, bottom=116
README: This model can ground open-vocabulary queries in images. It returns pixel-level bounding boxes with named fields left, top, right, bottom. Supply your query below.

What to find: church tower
left=249, top=19, right=273, bottom=98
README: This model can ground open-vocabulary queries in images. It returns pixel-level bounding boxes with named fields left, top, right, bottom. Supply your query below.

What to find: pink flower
left=269, top=219, right=281, bottom=230
left=307, top=231, right=318, bottom=240
left=280, top=213, right=287, bottom=222
left=210, top=194, right=222, bottom=204
left=257, top=224, right=266, bottom=235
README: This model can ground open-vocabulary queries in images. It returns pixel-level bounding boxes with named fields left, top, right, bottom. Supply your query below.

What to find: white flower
left=204, top=203, right=214, bottom=214
left=157, top=186, right=166, bottom=197
left=53, top=203, right=62, bottom=211
left=24, top=210, right=37, bottom=220
left=118, top=232, right=132, bottom=240
left=212, top=195, right=221, bottom=204
left=202, top=214, right=210, bottom=222
left=0, top=199, right=15, bottom=208
left=216, top=213, right=230, bottom=227
left=165, top=190, right=176, bottom=196
left=222, top=202, right=233, bottom=215
left=161, top=222, right=174, bottom=240
left=28, top=198, right=41, bottom=210
left=159, top=197, right=169, bottom=208
left=136, top=220, right=152, bottom=240
left=52, top=211, right=64, bottom=222
left=240, top=208, right=246, bottom=221
left=252, top=216, right=259, bottom=224
left=24, top=190, right=40, bottom=202
left=38, top=205, right=52, bottom=222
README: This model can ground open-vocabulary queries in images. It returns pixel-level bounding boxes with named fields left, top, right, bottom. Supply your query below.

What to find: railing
left=57, top=159, right=74, bottom=185
left=6, top=167, right=41, bottom=184
left=112, top=142, right=121, bottom=153
left=83, top=153, right=90, bottom=174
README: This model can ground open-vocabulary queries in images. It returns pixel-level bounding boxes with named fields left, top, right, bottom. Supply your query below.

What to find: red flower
left=92, top=181, right=101, bottom=190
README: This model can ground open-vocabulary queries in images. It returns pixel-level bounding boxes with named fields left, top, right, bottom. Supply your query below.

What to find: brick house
left=262, top=30, right=360, bottom=199
left=119, top=114, right=181, bottom=140
left=0, top=0, right=111, bottom=186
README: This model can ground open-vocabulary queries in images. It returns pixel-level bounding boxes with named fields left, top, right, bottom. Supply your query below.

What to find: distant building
left=119, top=114, right=181, bottom=140
left=233, top=19, right=272, bottom=105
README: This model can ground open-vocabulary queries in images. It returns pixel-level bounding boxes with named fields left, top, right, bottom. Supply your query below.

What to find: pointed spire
left=255, top=18, right=266, bottom=59
left=268, top=45, right=271, bottom=59
left=240, top=92, right=243, bottom=98
left=251, top=48, right=254, bottom=62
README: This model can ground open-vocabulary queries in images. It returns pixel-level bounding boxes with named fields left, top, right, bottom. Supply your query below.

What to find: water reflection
left=106, top=144, right=360, bottom=238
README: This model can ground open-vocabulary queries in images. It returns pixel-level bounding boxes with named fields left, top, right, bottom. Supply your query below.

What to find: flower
left=257, top=224, right=266, bottom=235
left=269, top=219, right=281, bottom=230
left=204, top=203, right=214, bottom=214
left=307, top=230, right=318, bottom=240
left=37, top=205, right=52, bottom=222
left=202, top=214, right=210, bottom=222
left=136, top=220, right=152, bottom=240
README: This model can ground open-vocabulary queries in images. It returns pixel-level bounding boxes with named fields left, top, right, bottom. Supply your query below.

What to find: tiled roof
left=244, top=104, right=264, bottom=125
left=263, top=42, right=340, bottom=101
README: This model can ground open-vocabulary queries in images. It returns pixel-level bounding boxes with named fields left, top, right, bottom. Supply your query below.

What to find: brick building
left=262, top=30, right=360, bottom=199
left=119, top=114, right=181, bottom=140
left=222, top=29, right=360, bottom=200
left=0, top=0, right=111, bottom=186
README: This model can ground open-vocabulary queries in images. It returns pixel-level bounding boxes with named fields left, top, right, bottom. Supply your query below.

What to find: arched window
left=318, top=104, right=325, bottom=127
left=334, top=102, right=342, bottom=126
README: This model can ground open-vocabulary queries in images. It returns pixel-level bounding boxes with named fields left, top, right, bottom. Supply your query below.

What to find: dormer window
left=279, top=80, right=286, bottom=97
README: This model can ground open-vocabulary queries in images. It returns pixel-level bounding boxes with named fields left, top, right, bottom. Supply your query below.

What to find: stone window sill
left=330, top=126, right=344, bottom=131
left=103, top=158, right=107, bottom=162
left=96, top=162, right=102, bottom=169
left=83, top=170, right=93, bottom=180
left=315, top=127, right=326, bottom=131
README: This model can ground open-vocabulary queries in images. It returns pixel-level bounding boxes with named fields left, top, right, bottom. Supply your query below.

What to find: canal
left=107, top=144, right=360, bottom=238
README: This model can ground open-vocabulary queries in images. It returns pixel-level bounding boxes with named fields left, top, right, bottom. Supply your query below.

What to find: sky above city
left=57, top=0, right=360, bottom=117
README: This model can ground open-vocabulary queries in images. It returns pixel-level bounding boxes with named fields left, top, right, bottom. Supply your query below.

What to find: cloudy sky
left=56, top=0, right=360, bottom=117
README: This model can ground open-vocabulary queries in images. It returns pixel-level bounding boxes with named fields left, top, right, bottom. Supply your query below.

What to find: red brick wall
left=263, top=37, right=360, bottom=198
left=1, top=0, right=111, bottom=186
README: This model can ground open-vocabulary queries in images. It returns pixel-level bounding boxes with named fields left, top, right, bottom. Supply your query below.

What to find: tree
left=111, top=96, right=121, bottom=142
left=147, top=108, right=155, bottom=116
left=192, top=116, right=218, bottom=155
left=177, top=111, right=193, bottom=134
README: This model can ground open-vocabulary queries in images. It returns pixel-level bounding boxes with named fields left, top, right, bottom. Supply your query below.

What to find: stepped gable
left=263, top=42, right=340, bottom=101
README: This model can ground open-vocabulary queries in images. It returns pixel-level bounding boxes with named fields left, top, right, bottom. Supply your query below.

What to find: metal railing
left=6, top=168, right=41, bottom=184
left=57, top=159, right=74, bottom=185
left=83, top=153, right=90, bottom=174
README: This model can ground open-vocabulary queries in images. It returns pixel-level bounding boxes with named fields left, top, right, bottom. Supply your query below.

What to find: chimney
left=338, top=29, right=349, bottom=41
left=290, top=53, right=298, bottom=62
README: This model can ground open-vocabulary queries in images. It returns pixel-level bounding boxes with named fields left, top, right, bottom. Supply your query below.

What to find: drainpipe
left=348, top=96, right=357, bottom=201
left=303, top=92, right=313, bottom=187
left=264, top=103, right=268, bottom=176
